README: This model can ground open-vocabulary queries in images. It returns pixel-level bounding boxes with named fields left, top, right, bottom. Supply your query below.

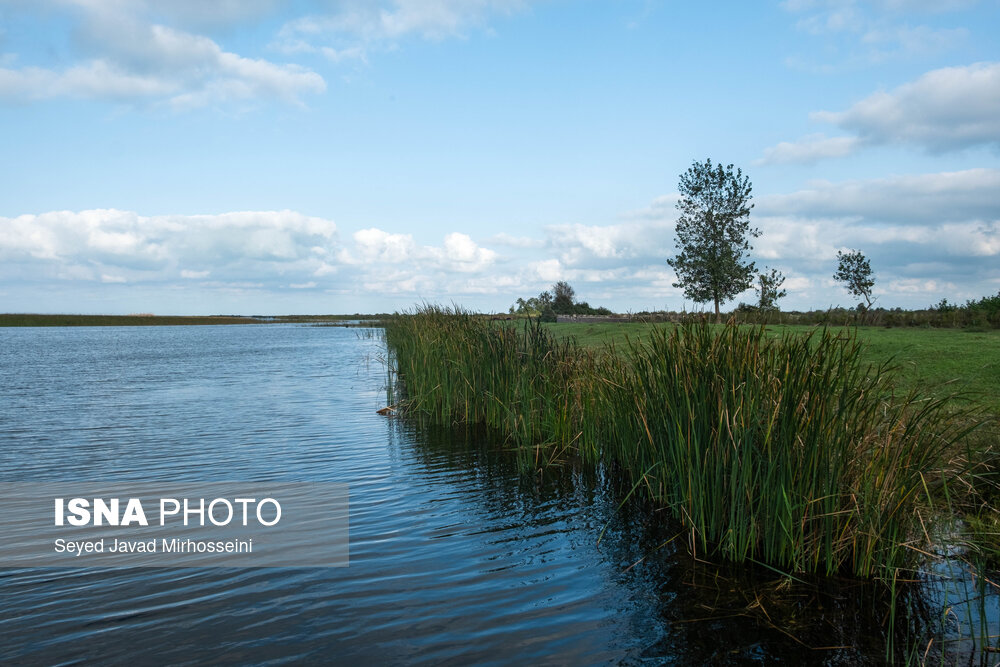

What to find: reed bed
left=383, top=305, right=593, bottom=459
left=383, top=305, right=978, bottom=578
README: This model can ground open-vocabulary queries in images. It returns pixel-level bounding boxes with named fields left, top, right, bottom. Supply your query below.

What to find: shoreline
left=0, top=313, right=379, bottom=327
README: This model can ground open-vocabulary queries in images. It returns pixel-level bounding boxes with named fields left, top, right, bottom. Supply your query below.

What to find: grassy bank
left=384, top=307, right=984, bottom=580
left=544, top=321, right=1000, bottom=416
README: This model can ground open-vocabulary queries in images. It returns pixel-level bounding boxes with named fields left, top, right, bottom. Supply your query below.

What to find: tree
left=510, top=291, right=552, bottom=316
left=667, top=158, right=758, bottom=321
left=551, top=281, right=575, bottom=314
left=755, top=268, right=787, bottom=312
left=510, top=282, right=612, bottom=320
left=833, top=249, right=875, bottom=309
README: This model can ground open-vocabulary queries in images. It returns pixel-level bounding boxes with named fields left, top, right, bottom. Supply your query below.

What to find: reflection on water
left=0, top=324, right=990, bottom=664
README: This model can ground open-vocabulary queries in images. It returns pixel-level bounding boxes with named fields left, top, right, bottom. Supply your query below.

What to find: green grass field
left=542, top=321, right=1000, bottom=416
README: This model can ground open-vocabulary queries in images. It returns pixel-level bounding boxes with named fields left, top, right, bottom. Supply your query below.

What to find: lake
left=0, top=323, right=961, bottom=663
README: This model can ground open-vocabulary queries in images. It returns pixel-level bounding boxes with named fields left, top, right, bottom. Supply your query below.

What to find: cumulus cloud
left=545, top=221, right=675, bottom=266
left=0, top=209, right=340, bottom=284
left=759, top=62, right=1000, bottom=161
left=2, top=165, right=997, bottom=313
left=536, top=167, right=999, bottom=310
left=746, top=169, right=1000, bottom=305
left=0, top=0, right=531, bottom=107
left=759, top=168, right=1000, bottom=223
left=0, top=208, right=514, bottom=308
left=341, top=228, right=497, bottom=274
left=0, top=2, right=324, bottom=108
left=813, top=62, right=1000, bottom=152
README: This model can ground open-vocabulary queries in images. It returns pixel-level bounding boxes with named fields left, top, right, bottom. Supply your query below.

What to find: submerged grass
left=385, top=305, right=984, bottom=582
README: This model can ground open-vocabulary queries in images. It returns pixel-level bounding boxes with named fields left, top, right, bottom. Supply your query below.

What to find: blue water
left=0, top=324, right=952, bottom=664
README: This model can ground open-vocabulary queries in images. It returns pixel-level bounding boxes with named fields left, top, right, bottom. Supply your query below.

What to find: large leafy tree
left=667, top=159, right=758, bottom=320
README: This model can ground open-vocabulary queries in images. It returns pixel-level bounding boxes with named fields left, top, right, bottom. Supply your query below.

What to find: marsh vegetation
left=383, top=305, right=999, bottom=658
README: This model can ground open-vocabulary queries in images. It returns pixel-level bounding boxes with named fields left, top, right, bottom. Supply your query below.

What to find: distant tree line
left=629, top=289, right=1000, bottom=329
left=510, top=281, right=612, bottom=322
left=502, top=159, right=992, bottom=329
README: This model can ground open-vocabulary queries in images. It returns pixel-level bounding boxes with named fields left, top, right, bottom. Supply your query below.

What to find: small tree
left=667, top=158, right=758, bottom=321
left=834, top=249, right=875, bottom=309
left=756, top=268, right=787, bottom=312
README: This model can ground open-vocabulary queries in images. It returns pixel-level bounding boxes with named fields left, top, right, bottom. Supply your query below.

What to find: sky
left=1, top=0, right=998, bottom=315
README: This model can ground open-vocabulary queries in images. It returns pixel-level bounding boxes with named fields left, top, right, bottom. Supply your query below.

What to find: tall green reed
left=596, top=324, right=976, bottom=576
left=383, top=305, right=594, bottom=461
left=383, top=306, right=976, bottom=577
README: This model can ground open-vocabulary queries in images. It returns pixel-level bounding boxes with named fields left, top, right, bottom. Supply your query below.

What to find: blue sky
left=1, top=0, right=998, bottom=315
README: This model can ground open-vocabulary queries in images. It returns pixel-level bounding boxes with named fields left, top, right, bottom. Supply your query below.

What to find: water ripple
left=0, top=324, right=894, bottom=664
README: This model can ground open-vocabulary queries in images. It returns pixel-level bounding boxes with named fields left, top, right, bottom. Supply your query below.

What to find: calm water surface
left=0, top=324, right=958, bottom=664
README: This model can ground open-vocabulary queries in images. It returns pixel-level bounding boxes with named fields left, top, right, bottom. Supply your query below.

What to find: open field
left=542, top=321, right=1000, bottom=416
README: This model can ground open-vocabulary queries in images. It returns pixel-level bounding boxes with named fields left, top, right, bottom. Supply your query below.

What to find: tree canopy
left=834, top=249, right=876, bottom=309
left=667, top=158, right=758, bottom=320
left=551, top=281, right=575, bottom=314
left=755, top=267, right=787, bottom=313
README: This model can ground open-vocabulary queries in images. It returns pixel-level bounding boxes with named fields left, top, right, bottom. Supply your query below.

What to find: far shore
left=0, top=313, right=380, bottom=327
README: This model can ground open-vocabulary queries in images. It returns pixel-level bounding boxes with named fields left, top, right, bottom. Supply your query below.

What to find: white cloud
left=0, top=3, right=324, bottom=108
left=759, top=63, right=1000, bottom=161
left=0, top=209, right=340, bottom=284
left=1, top=0, right=532, bottom=108
left=349, top=228, right=419, bottom=264
left=1, top=168, right=996, bottom=313
left=441, top=232, right=497, bottom=272
left=545, top=220, right=675, bottom=266
left=756, top=134, right=861, bottom=165
left=341, top=228, right=496, bottom=274
left=758, top=168, right=1000, bottom=223
left=532, top=258, right=563, bottom=282
left=743, top=170, right=1000, bottom=307
left=181, top=269, right=210, bottom=279
left=534, top=168, right=998, bottom=310
left=0, top=61, right=178, bottom=101
left=812, top=62, right=1000, bottom=152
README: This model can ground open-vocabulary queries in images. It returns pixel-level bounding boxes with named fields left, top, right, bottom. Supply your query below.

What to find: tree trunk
left=714, top=297, right=720, bottom=324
